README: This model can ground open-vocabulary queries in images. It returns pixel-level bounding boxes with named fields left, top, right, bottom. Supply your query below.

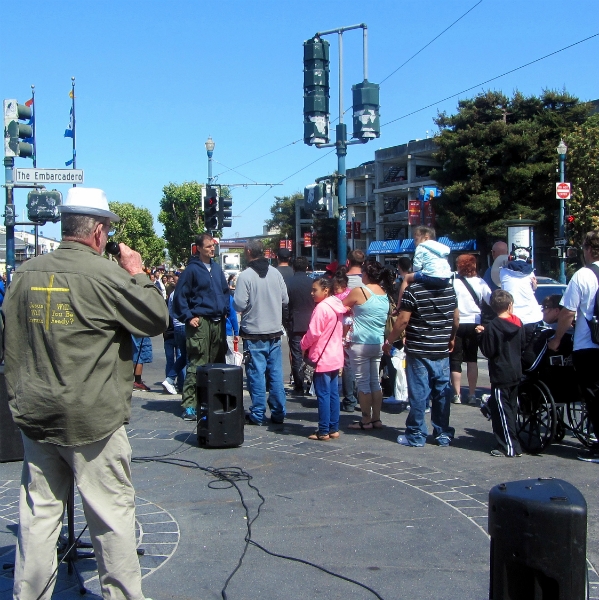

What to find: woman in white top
left=451, top=254, right=492, bottom=405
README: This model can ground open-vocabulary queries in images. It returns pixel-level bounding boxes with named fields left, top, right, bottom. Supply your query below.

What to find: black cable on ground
left=131, top=453, right=386, bottom=600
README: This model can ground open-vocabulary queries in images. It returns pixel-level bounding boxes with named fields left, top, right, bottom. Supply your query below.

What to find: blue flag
left=65, top=158, right=74, bottom=166
left=64, top=107, right=74, bottom=138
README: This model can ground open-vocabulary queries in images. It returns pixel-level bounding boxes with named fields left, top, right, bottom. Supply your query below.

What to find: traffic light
left=27, top=189, right=62, bottom=224
left=565, top=214, right=575, bottom=234
left=553, top=209, right=560, bottom=238
left=204, top=186, right=218, bottom=230
left=352, top=80, right=380, bottom=141
left=219, top=196, right=232, bottom=229
left=3, top=99, right=33, bottom=158
left=303, top=36, right=330, bottom=146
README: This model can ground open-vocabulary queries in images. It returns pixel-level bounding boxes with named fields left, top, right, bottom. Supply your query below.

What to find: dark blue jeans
left=314, top=370, right=340, bottom=435
left=405, top=354, right=455, bottom=446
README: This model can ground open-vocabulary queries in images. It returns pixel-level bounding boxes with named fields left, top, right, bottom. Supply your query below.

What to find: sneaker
left=383, top=396, right=403, bottom=405
left=577, top=447, right=599, bottom=463
left=162, top=379, right=177, bottom=395
left=468, top=395, right=478, bottom=406
left=397, top=434, right=411, bottom=446
left=133, top=381, right=151, bottom=392
left=244, top=412, right=262, bottom=426
left=490, top=448, right=505, bottom=457
left=340, top=403, right=357, bottom=413
left=451, top=394, right=461, bottom=404
left=182, top=407, right=197, bottom=421
left=424, top=407, right=431, bottom=414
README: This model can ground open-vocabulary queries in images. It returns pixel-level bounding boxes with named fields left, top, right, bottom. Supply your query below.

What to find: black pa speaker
left=196, top=364, right=244, bottom=448
left=0, top=367, right=24, bottom=462
left=488, top=478, right=587, bottom=599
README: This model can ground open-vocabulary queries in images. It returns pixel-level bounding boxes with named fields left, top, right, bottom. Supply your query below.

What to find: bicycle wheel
left=516, top=380, right=556, bottom=453
left=567, top=401, right=597, bottom=448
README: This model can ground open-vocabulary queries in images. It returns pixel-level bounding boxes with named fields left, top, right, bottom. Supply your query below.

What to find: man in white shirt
left=549, top=230, right=599, bottom=462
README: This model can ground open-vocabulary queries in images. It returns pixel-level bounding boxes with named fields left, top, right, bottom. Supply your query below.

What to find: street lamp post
left=205, top=136, right=215, bottom=186
left=557, top=139, right=567, bottom=284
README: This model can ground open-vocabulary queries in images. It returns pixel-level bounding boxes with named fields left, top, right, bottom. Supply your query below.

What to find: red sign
left=265, top=249, right=274, bottom=259
left=423, top=202, right=435, bottom=227
left=304, top=232, right=312, bottom=248
left=346, top=222, right=361, bottom=239
left=408, top=200, right=421, bottom=226
left=279, top=239, right=286, bottom=249
left=556, top=182, right=571, bottom=200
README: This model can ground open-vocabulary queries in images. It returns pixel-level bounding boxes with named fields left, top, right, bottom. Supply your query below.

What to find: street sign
left=556, top=182, right=571, bottom=200
left=554, top=238, right=567, bottom=246
left=14, top=168, right=84, bottom=184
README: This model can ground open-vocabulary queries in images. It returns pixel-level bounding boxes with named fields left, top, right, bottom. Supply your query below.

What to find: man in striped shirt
left=384, top=280, right=459, bottom=446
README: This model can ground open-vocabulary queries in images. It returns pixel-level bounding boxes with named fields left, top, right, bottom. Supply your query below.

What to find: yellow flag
left=69, top=90, right=74, bottom=99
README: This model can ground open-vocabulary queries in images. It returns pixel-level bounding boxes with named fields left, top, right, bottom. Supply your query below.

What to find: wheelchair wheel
left=554, top=406, right=567, bottom=443
left=516, top=380, right=556, bottom=453
left=567, top=401, right=597, bottom=448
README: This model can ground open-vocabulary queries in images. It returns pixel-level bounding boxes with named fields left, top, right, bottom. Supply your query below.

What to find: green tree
left=565, top=114, right=599, bottom=244
left=158, top=181, right=231, bottom=266
left=108, top=201, right=165, bottom=267
left=158, top=181, right=204, bottom=267
left=265, top=193, right=301, bottom=253
left=431, top=90, right=591, bottom=256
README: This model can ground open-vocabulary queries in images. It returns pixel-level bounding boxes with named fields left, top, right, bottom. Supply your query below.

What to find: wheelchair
left=515, top=329, right=595, bottom=454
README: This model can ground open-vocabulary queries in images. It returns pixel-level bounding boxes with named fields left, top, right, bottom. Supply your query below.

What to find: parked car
left=534, top=276, right=567, bottom=305
left=308, top=270, right=326, bottom=280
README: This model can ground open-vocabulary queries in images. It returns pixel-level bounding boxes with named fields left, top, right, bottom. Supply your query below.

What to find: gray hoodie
left=234, top=258, right=289, bottom=338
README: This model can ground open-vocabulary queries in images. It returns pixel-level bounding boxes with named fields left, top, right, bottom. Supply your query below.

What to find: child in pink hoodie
left=301, top=278, right=347, bottom=441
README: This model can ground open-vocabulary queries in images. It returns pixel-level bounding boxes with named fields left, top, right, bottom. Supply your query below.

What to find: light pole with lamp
left=205, top=136, right=215, bottom=185
left=557, top=139, right=567, bottom=284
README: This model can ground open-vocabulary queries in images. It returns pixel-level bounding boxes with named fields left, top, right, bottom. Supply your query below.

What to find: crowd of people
left=3, top=182, right=599, bottom=598
left=152, top=226, right=599, bottom=464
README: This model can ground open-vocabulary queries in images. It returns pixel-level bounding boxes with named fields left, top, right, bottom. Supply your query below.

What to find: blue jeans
left=166, top=325, right=187, bottom=390
left=314, top=370, right=340, bottom=435
left=404, top=354, right=455, bottom=446
left=244, top=337, right=286, bottom=424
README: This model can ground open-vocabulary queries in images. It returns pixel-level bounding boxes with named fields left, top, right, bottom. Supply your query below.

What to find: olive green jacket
left=3, top=241, right=169, bottom=446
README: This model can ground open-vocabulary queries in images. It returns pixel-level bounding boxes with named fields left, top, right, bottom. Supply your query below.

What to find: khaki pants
left=14, top=427, right=144, bottom=600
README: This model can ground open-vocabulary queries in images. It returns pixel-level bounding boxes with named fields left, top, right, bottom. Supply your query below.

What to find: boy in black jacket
left=476, top=290, right=526, bottom=457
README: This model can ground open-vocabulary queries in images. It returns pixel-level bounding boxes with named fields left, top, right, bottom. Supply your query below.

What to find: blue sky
left=2, top=0, right=598, bottom=242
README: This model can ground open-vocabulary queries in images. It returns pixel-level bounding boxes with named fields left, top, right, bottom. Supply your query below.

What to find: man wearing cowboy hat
left=3, top=187, right=168, bottom=600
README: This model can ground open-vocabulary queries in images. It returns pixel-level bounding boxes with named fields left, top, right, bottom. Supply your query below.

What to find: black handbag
left=456, top=274, right=495, bottom=325
left=300, top=320, right=338, bottom=382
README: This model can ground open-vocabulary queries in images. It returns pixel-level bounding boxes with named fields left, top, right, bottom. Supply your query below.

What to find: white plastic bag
left=390, top=349, right=408, bottom=402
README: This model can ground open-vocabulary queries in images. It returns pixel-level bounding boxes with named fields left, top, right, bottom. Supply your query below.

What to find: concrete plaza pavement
left=1, top=335, right=598, bottom=600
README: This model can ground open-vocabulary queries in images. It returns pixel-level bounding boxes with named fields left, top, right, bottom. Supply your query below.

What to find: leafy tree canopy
left=265, top=193, right=301, bottom=252
left=159, top=181, right=204, bottom=267
left=108, top=201, right=165, bottom=267
left=431, top=89, right=591, bottom=254
left=158, top=182, right=232, bottom=267
left=565, top=114, right=599, bottom=245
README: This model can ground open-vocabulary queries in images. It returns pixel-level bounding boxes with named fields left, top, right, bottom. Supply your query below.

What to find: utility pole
left=303, top=24, right=379, bottom=267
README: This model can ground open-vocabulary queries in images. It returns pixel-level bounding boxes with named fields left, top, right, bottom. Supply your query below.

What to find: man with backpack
left=549, top=230, right=599, bottom=462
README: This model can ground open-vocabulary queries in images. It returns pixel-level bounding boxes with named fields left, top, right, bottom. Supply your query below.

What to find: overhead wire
left=378, top=0, right=483, bottom=85
left=237, top=149, right=335, bottom=215
left=380, top=32, right=599, bottom=128
left=212, top=3, right=480, bottom=190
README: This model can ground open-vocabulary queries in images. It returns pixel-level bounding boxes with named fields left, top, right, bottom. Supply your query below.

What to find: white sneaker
left=383, top=396, right=403, bottom=404
left=162, top=379, right=177, bottom=395
left=451, top=394, right=462, bottom=404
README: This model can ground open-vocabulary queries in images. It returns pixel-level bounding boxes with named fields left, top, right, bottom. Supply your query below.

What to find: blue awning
left=367, top=237, right=476, bottom=255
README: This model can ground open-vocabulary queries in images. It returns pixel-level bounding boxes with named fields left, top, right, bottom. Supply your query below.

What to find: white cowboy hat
left=59, top=187, right=120, bottom=222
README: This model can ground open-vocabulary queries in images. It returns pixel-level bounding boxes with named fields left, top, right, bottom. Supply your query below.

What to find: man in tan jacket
left=3, top=187, right=168, bottom=600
